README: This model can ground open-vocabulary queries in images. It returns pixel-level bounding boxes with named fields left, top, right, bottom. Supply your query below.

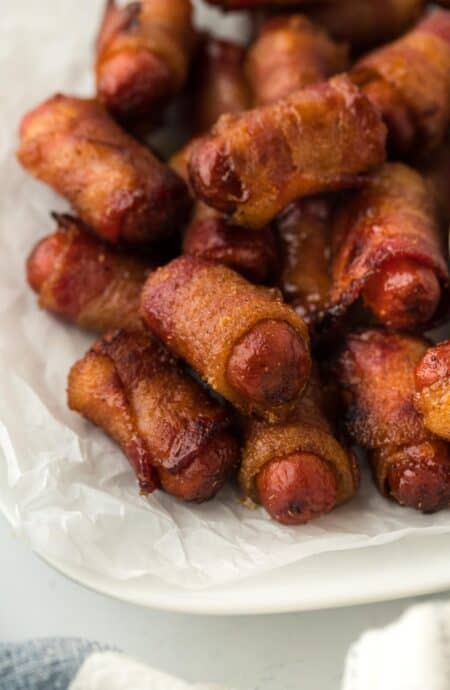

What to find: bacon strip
left=277, top=197, right=332, bottom=332
left=351, top=10, right=450, bottom=156
left=240, top=370, right=359, bottom=525
left=337, top=329, right=450, bottom=512
left=96, top=0, right=195, bottom=120
left=68, top=330, right=239, bottom=501
left=141, top=256, right=311, bottom=421
left=27, top=215, right=151, bottom=333
left=188, top=75, right=386, bottom=229
left=415, top=340, right=450, bottom=442
left=324, top=163, right=448, bottom=333
left=17, top=95, right=190, bottom=245
left=245, top=14, right=348, bottom=106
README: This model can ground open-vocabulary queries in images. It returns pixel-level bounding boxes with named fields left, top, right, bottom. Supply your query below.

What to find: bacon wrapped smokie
left=170, top=40, right=278, bottom=284
left=141, top=256, right=311, bottom=421
left=68, top=330, right=239, bottom=501
left=239, top=371, right=359, bottom=525
left=415, top=341, right=450, bottom=442
left=306, top=0, right=424, bottom=51
left=17, top=95, right=190, bottom=246
left=244, top=17, right=339, bottom=300
left=95, top=0, right=195, bottom=121
left=338, top=330, right=450, bottom=512
left=26, top=215, right=150, bottom=333
left=188, top=75, right=387, bottom=229
left=245, top=14, right=348, bottom=106
left=193, top=36, right=250, bottom=133
left=325, top=163, right=448, bottom=333
left=277, top=197, right=332, bottom=330
left=351, top=10, right=450, bottom=157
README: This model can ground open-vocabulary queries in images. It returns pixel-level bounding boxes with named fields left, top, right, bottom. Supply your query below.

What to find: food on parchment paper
left=239, top=369, right=359, bottom=525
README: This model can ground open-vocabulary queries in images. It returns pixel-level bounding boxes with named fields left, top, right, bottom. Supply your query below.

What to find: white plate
left=39, top=532, right=450, bottom=615
left=3, top=0, right=450, bottom=617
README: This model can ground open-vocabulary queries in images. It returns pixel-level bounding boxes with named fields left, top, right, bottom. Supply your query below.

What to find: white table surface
left=1, top=517, right=448, bottom=690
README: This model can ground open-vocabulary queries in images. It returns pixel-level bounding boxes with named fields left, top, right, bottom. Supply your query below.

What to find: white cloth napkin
left=69, top=652, right=229, bottom=690
left=62, top=602, right=450, bottom=689
left=341, top=601, right=450, bottom=690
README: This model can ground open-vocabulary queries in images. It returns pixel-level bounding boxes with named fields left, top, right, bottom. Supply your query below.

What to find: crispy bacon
left=240, top=370, right=359, bottom=525
left=277, top=197, right=332, bottom=332
left=324, top=163, right=448, bottom=333
left=68, top=330, right=239, bottom=501
left=351, top=10, right=450, bottom=156
left=338, top=329, right=450, bottom=512
left=141, top=256, right=311, bottom=421
left=96, top=0, right=195, bottom=120
left=27, top=215, right=151, bottom=333
left=188, top=75, right=386, bottom=229
left=17, top=95, right=190, bottom=245
left=415, top=340, right=450, bottom=442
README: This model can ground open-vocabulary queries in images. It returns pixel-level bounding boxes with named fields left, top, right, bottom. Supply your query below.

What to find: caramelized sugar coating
left=17, top=95, right=190, bottom=246
left=246, top=14, right=348, bottom=106
left=351, top=10, right=450, bottom=157
left=240, top=372, right=359, bottom=525
left=188, top=75, right=386, bottom=229
left=277, top=197, right=332, bottom=331
left=325, top=163, right=448, bottom=333
left=415, top=340, right=450, bottom=442
left=338, top=330, right=450, bottom=512
left=68, top=330, right=239, bottom=501
left=96, top=0, right=195, bottom=120
left=26, top=215, right=150, bottom=333
left=141, top=256, right=311, bottom=421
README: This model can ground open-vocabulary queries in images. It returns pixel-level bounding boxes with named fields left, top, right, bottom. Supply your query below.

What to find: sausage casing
left=240, top=372, right=359, bottom=524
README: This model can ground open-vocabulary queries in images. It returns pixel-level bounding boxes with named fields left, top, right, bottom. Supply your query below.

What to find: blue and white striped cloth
left=0, top=639, right=225, bottom=690
left=0, top=640, right=112, bottom=690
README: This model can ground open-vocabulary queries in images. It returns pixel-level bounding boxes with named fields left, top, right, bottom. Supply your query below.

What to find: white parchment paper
left=1, top=0, right=450, bottom=590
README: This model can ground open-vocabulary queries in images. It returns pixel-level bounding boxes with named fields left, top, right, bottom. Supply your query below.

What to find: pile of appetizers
left=17, top=0, right=450, bottom=526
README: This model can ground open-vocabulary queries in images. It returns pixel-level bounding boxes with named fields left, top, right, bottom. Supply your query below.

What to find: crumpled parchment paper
left=1, top=0, right=450, bottom=590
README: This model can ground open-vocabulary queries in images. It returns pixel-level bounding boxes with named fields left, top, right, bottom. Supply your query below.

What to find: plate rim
left=33, top=533, right=450, bottom=616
